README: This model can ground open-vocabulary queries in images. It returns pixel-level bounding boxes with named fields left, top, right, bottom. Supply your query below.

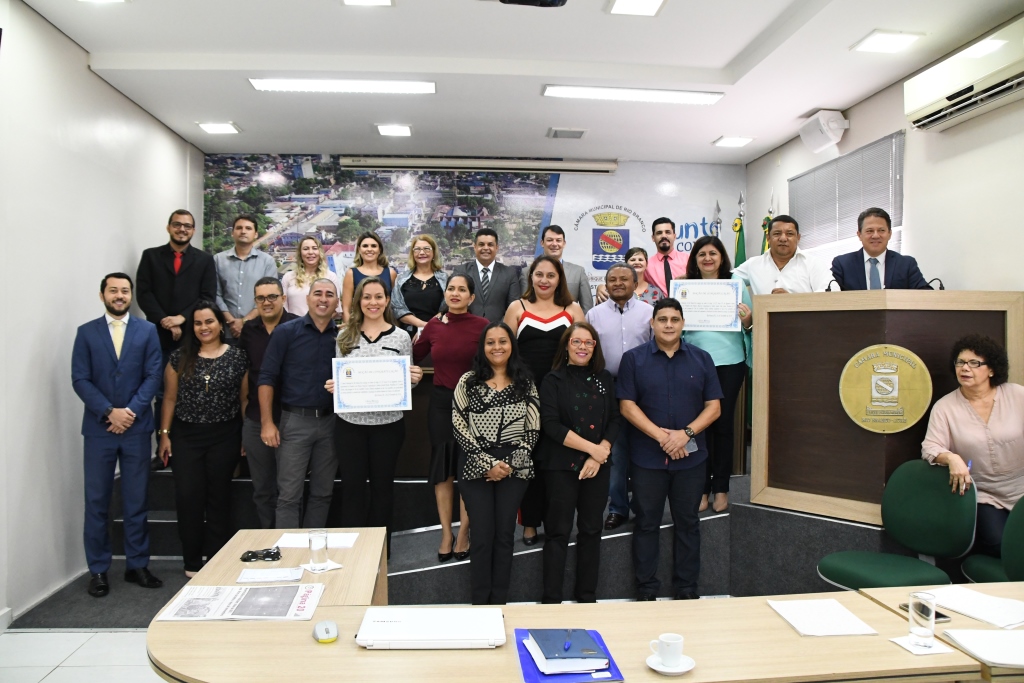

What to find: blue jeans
left=608, top=431, right=636, bottom=517
left=975, top=503, right=1010, bottom=558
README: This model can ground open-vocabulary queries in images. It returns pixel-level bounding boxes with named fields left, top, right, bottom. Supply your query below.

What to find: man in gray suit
left=451, top=228, right=522, bottom=323
left=520, top=225, right=595, bottom=313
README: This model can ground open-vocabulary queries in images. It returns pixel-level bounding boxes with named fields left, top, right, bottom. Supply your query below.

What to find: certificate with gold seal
left=332, top=356, right=412, bottom=413
left=669, top=279, right=742, bottom=332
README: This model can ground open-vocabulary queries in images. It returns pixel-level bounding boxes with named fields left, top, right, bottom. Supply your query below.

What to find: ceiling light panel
left=78, top=0, right=128, bottom=4
left=851, top=30, right=922, bottom=54
left=712, top=136, right=754, bottom=147
left=343, top=0, right=392, bottom=5
left=609, top=0, right=665, bottom=16
left=543, top=85, right=723, bottom=105
left=249, top=79, right=435, bottom=94
left=198, top=123, right=240, bottom=134
left=377, top=124, right=411, bottom=136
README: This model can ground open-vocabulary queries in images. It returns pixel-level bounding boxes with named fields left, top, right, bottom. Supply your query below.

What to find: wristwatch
left=103, top=406, right=114, bottom=418
left=157, top=429, right=171, bottom=436
left=683, top=427, right=696, bottom=438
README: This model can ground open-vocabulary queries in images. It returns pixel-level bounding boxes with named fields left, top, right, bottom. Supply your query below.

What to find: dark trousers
left=336, top=417, right=406, bottom=549
left=542, top=465, right=610, bottom=603
left=520, top=466, right=546, bottom=529
left=632, top=461, right=706, bottom=596
left=83, top=433, right=152, bottom=574
left=975, top=503, right=1010, bottom=557
left=705, top=362, right=747, bottom=495
left=608, top=430, right=637, bottom=517
left=241, top=418, right=277, bottom=529
left=461, top=476, right=529, bottom=605
left=275, top=411, right=337, bottom=529
left=170, top=417, right=242, bottom=572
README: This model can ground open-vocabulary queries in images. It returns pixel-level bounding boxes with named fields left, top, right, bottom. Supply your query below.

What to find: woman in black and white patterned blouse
left=452, top=321, right=540, bottom=605
left=158, top=301, right=247, bottom=576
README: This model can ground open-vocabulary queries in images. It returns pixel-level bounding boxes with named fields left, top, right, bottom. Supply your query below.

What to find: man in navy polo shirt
left=617, top=298, right=723, bottom=601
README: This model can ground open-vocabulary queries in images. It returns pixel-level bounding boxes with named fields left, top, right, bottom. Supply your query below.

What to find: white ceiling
left=24, top=0, right=1024, bottom=164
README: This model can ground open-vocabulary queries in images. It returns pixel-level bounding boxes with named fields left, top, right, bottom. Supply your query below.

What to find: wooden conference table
left=861, top=582, right=1024, bottom=683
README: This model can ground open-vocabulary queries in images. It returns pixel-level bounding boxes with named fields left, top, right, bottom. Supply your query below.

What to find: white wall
left=746, top=56, right=1024, bottom=291
left=0, top=0, right=203, bottom=621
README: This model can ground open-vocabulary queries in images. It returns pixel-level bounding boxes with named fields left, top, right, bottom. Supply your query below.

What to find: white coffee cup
left=650, top=632, right=684, bottom=668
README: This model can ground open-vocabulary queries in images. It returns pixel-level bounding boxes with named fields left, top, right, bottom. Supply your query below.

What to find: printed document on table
left=274, top=532, right=359, bottom=549
left=157, top=584, right=323, bottom=621
left=944, top=630, right=1024, bottom=668
left=928, top=585, right=1024, bottom=629
left=768, top=599, right=878, bottom=636
left=236, top=567, right=304, bottom=583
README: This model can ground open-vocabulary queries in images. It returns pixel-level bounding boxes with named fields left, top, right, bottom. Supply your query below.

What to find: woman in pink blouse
left=922, top=334, right=1024, bottom=557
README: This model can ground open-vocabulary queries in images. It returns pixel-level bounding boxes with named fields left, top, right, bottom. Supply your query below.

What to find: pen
left=564, top=628, right=572, bottom=651
left=967, top=460, right=972, bottom=471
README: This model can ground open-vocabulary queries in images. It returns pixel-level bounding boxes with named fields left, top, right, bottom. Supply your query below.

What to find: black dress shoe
left=675, top=591, right=700, bottom=600
left=124, top=567, right=163, bottom=588
left=453, top=546, right=470, bottom=561
left=438, top=549, right=454, bottom=563
left=604, top=513, right=627, bottom=530
left=522, top=533, right=539, bottom=546
left=87, top=573, right=109, bottom=598
left=637, top=593, right=657, bottom=602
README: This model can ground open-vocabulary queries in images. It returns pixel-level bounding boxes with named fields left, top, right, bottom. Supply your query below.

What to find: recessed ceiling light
left=712, top=136, right=754, bottom=148
left=851, top=30, right=922, bottom=53
left=198, top=122, right=240, bottom=135
left=249, top=79, right=435, bottom=94
left=78, top=0, right=128, bottom=4
left=378, top=124, right=411, bottom=136
left=609, top=0, right=664, bottom=16
left=343, top=0, right=392, bottom=5
left=543, top=85, right=723, bottom=105
left=960, top=39, right=1008, bottom=59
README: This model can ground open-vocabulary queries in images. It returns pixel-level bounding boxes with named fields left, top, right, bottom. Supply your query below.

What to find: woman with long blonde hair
left=281, top=235, right=342, bottom=316
left=392, top=234, right=449, bottom=337
left=341, top=232, right=399, bottom=323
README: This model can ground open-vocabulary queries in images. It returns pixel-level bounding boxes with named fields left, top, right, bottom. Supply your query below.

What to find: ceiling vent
left=547, top=128, right=587, bottom=139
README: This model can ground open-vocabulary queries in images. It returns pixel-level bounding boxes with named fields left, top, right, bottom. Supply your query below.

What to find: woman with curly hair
left=281, top=235, right=342, bottom=317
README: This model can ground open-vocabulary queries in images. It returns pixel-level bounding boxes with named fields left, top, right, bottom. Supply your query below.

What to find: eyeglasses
left=240, top=547, right=282, bottom=562
left=569, top=339, right=597, bottom=349
left=954, top=359, right=988, bottom=368
left=170, top=221, right=195, bottom=230
left=412, top=247, right=433, bottom=253
left=254, top=294, right=281, bottom=303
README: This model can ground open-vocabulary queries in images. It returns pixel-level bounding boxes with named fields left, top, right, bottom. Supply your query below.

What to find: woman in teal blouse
left=680, top=235, right=752, bottom=512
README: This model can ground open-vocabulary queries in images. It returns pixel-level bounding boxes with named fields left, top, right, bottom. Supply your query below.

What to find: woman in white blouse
left=921, top=334, right=1024, bottom=557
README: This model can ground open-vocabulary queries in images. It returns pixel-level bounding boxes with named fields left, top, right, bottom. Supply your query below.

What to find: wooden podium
left=750, top=291, right=1024, bottom=525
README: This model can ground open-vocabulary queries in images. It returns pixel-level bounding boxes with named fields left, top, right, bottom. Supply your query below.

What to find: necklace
left=198, top=347, right=226, bottom=393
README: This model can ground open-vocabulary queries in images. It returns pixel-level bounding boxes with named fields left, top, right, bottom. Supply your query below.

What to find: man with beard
left=72, top=273, right=164, bottom=597
left=644, top=217, right=688, bottom=298
left=214, top=214, right=279, bottom=340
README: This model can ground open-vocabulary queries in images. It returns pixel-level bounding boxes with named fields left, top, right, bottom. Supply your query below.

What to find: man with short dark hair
left=215, top=215, right=279, bottom=339
left=451, top=228, right=521, bottom=323
left=72, top=273, right=164, bottom=597
left=258, top=278, right=340, bottom=529
left=734, top=215, right=831, bottom=294
left=618, top=298, right=722, bottom=600
left=586, top=263, right=652, bottom=530
left=831, top=208, right=932, bottom=290
left=644, top=217, right=688, bottom=297
left=238, top=277, right=298, bottom=529
left=520, top=225, right=595, bottom=312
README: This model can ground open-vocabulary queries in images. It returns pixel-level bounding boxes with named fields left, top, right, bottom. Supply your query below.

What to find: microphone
left=826, top=279, right=841, bottom=292
left=927, top=278, right=945, bottom=290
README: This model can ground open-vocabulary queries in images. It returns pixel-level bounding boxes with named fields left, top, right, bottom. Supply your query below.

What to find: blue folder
left=514, top=628, right=624, bottom=683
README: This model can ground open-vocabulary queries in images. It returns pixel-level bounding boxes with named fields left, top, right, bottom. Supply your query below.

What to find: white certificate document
left=670, top=279, right=742, bottom=332
left=333, top=356, right=412, bottom=413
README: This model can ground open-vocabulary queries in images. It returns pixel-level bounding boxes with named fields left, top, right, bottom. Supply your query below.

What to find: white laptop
left=355, top=607, right=506, bottom=649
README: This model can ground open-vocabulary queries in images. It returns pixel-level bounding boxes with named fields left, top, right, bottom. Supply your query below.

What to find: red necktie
left=173, top=251, right=182, bottom=274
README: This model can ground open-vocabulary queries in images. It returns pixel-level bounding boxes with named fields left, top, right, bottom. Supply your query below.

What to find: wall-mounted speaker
left=798, top=110, right=850, bottom=153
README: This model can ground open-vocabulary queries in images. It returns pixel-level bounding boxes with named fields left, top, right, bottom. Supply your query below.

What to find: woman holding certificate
left=453, top=322, right=541, bottom=605
left=413, top=274, right=489, bottom=562
left=327, top=277, right=422, bottom=555
left=681, top=235, right=752, bottom=513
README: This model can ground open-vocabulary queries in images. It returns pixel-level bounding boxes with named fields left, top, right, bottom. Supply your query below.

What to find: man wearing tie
left=830, top=208, right=932, bottom=291
left=644, top=217, right=688, bottom=298
left=451, top=228, right=521, bottom=323
left=72, top=273, right=164, bottom=597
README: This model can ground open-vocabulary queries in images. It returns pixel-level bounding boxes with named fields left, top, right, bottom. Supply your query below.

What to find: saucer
left=647, top=654, right=696, bottom=676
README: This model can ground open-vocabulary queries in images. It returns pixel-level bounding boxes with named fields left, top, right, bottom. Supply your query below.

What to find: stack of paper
left=236, top=567, right=304, bottom=583
left=767, top=599, right=878, bottom=636
left=944, top=630, right=1024, bottom=668
left=928, top=586, right=1024, bottom=629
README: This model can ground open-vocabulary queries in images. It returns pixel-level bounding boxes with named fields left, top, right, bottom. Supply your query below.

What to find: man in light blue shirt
left=586, top=263, right=652, bottom=529
left=215, top=215, right=279, bottom=339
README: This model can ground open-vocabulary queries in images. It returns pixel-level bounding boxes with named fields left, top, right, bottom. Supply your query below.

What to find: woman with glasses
left=392, top=235, right=449, bottom=338
left=537, top=321, right=620, bottom=603
left=342, top=232, right=398, bottom=323
left=281, top=236, right=342, bottom=317
left=922, top=334, right=1024, bottom=557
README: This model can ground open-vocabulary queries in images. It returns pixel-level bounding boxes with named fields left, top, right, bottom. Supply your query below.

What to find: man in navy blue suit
left=72, top=273, right=164, bottom=597
left=830, top=208, right=932, bottom=291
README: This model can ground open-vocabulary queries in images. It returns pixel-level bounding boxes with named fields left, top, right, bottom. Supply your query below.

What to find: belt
left=281, top=404, right=333, bottom=418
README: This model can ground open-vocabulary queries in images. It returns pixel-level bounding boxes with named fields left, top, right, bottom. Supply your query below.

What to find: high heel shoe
left=453, top=543, right=470, bottom=561
left=438, top=537, right=454, bottom=563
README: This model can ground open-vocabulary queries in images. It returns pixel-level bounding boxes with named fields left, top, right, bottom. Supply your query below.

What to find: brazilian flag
left=732, top=217, right=746, bottom=267
left=760, top=215, right=771, bottom=254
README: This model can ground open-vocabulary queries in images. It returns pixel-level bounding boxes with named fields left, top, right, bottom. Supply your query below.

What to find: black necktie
left=663, top=254, right=672, bottom=294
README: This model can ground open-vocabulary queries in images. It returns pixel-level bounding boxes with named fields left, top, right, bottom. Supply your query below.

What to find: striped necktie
left=480, top=266, right=490, bottom=302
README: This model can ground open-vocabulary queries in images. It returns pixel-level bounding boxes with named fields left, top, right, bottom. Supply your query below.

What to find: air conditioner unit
left=337, top=157, right=617, bottom=174
left=905, top=15, right=1024, bottom=131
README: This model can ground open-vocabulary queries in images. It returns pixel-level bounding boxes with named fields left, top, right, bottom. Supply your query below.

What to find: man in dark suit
left=136, top=209, right=217, bottom=353
left=72, top=273, right=165, bottom=597
left=831, top=207, right=932, bottom=291
left=450, top=228, right=521, bottom=323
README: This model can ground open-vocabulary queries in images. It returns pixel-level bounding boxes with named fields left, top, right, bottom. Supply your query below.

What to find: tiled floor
left=0, top=631, right=163, bottom=683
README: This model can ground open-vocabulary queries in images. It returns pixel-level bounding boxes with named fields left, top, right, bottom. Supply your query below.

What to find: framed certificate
left=332, top=356, right=412, bottom=413
left=670, top=279, right=742, bottom=332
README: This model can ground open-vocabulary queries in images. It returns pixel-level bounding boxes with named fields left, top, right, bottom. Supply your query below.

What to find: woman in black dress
left=158, top=301, right=247, bottom=576
left=392, top=235, right=449, bottom=338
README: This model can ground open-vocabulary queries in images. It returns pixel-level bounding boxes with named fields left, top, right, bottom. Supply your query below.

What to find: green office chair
left=960, top=502, right=1024, bottom=583
left=817, top=459, right=977, bottom=590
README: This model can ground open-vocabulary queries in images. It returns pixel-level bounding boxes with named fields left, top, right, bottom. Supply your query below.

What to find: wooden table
left=182, top=528, right=388, bottom=607
left=148, top=591, right=980, bottom=683
left=861, top=582, right=1024, bottom=683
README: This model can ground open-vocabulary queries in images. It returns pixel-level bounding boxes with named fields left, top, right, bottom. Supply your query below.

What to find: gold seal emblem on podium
left=839, top=344, right=932, bottom=434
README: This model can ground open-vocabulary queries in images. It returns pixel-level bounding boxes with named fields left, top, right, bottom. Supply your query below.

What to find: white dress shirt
left=864, top=250, right=887, bottom=290
left=734, top=249, right=832, bottom=295
left=105, top=312, right=130, bottom=342
left=476, top=259, right=495, bottom=282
